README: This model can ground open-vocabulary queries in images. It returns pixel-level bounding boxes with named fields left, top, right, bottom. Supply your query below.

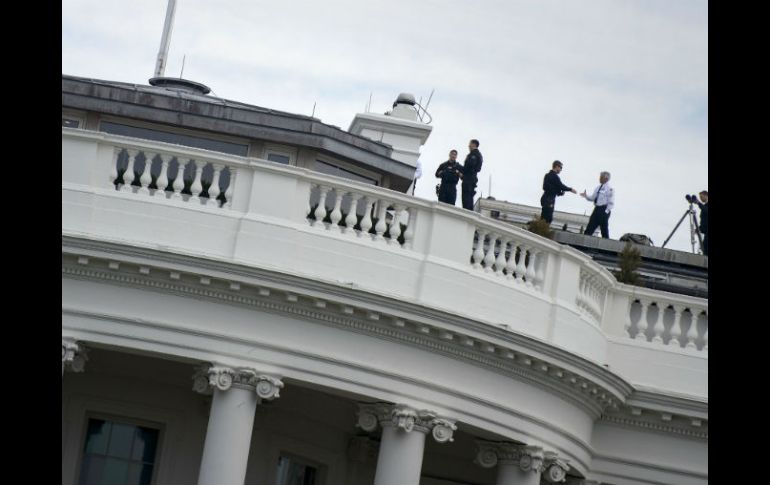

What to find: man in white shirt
left=580, top=171, right=615, bottom=238
left=407, top=159, right=422, bottom=195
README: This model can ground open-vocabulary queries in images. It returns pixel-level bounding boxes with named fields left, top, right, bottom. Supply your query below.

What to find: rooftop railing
left=62, top=128, right=708, bottom=378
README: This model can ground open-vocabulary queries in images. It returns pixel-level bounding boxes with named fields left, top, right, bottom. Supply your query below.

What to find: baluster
left=172, top=158, right=186, bottom=197
left=494, top=238, right=509, bottom=276
left=122, top=149, right=138, bottom=190
left=686, top=309, right=699, bottom=349
left=668, top=305, right=683, bottom=347
left=388, top=205, right=403, bottom=245
left=344, top=194, right=360, bottom=235
left=703, top=324, right=708, bottom=351
left=483, top=233, right=497, bottom=271
left=155, top=155, right=170, bottom=197
left=110, top=148, right=121, bottom=187
left=314, top=186, right=329, bottom=227
left=223, top=169, right=235, bottom=207
left=515, top=244, right=528, bottom=283
left=651, top=304, right=665, bottom=343
left=374, top=202, right=388, bottom=241
left=138, top=153, right=153, bottom=194
left=472, top=229, right=487, bottom=268
left=359, top=197, right=374, bottom=237
left=402, top=209, right=415, bottom=248
left=329, top=189, right=344, bottom=231
left=635, top=300, right=649, bottom=341
left=190, top=161, right=203, bottom=200
left=525, top=248, right=537, bottom=287
left=505, top=241, right=518, bottom=279
left=207, top=164, right=222, bottom=206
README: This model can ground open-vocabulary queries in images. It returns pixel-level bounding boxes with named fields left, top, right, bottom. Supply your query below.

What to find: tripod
left=662, top=200, right=703, bottom=254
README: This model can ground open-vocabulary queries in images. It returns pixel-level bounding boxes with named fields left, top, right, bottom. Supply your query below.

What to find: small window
left=267, top=153, right=291, bottom=165
left=63, top=118, right=81, bottom=128
left=275, top=455, right=319, bottom=485
left=78, top=418, right=160, bottom=485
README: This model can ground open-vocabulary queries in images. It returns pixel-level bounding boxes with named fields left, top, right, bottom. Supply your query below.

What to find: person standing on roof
left=581, top=171, right=615, bottom=239
left=461, top=139, right=483, bottom=210
left=435, top=149, right=463, bottom=205
left=540, top=160, right=576, bottom=223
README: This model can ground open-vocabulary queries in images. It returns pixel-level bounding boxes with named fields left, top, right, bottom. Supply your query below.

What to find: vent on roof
left=148, top=77, right=211, bottom=95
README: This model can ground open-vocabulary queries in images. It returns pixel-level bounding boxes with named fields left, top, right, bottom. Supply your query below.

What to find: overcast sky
left=62, top=0, right=708, bottom=253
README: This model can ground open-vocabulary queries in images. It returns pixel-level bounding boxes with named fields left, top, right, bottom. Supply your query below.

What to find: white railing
left=109, top=145, right=236, bottom=208
left=469, top=220, right=550, bottom=292
left=63, top=128, right=708, bottom=360
left=627, top=294, right=707, bottom=351
left=576, top=268, right=609, bottom=326
left=307, top=180, right=418, bottom=248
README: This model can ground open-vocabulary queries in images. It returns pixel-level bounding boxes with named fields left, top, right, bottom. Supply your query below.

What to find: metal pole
left=154, top=0, right=178, bottom=78
left=661, top=209, right=691, bottom=248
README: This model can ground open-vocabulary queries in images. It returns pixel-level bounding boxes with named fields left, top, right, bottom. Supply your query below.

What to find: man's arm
left=435, top=162, right=447, bottom=178
left=606, top=187, right=615, bottom=213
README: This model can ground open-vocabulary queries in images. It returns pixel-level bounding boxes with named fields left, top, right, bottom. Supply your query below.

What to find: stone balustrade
left=470, top=220, right=550, bottom=292
left=63, top=128, right=708, bottom=365
left=307, top=181, right=417, bottom=248
left=109, top=145, right=236, bottom=207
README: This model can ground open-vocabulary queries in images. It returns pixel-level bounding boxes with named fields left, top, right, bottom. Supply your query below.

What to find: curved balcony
left=62, top=127, right=707, bottom=399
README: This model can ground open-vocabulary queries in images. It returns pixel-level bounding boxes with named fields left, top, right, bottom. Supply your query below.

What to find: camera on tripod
left=684, top=194, right=698, bottom=203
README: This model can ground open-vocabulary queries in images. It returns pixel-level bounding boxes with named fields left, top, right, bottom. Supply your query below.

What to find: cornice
left=63, top=245, right=619, bottom=418
left=62, top=235, right=706, bottom=431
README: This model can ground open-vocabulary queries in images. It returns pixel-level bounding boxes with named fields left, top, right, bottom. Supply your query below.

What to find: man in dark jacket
left=461, top=139, right=483, bottom=210
left=435, top=149, right=463, bottom=205
left=540, top=160, right=576, bottom=223
left=696, top=190, right=708, bottom=256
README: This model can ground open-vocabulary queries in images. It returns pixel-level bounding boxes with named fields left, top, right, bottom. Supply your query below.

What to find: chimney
left=348, top=93, right=432, bottom=168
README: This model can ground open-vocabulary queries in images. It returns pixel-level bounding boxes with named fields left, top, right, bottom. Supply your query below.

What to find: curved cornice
left=62, top=235, right=706, bottom=430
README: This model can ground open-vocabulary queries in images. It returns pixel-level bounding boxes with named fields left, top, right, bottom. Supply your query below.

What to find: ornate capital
left=543, top=451, right=571, bottom=483
left=192, top=364, right=283, bottom=400
left=475, top=441, right=546, bottom=473
left=62, top=338, right=88, bottom=373
left=356, top=403, right=457, bottom=443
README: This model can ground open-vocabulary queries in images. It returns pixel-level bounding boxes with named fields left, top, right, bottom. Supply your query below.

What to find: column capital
left=356, top=402, right=457, bottom=443
left=62, top=337, right=88, bottom=373
left=475, top=441, right=547, bottom=473
left=192, top=364, right=284, bottom=400
left=543, top=450, right=571, bottom=483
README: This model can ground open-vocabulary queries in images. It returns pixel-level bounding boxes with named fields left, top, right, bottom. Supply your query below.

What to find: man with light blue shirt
left=581, top=171, right=615, bottom=238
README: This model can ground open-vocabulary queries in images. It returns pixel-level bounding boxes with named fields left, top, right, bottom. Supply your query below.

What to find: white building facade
left=62, top=78, right=707, bottom=485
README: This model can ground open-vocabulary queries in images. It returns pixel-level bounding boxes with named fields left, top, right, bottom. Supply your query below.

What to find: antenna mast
left=154, top=0, right=178, bottom=78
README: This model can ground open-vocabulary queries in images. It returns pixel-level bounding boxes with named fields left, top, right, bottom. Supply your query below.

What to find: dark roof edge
left=62, top=74, right=415, bottom=179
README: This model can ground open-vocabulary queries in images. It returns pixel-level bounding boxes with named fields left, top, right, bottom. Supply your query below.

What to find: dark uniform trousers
left=461, top=182, right=476, bottom=210
left=438, top=185, right=457, bottom=205
left=540, top=195, right=555, bottom=223
left=584, top=205, right=610, bottom=238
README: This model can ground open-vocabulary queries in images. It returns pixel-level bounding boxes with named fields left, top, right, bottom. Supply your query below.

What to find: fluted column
left=357, top=403, right=456, bottom=485
left=193, top=365, right=283, bottom=485
left=476, top=441, right=567, bottom=485
left=62, top=338, right=88, bottom=377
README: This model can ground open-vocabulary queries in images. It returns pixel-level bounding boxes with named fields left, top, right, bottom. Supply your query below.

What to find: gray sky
left=62, top=0, right=708, bottom=253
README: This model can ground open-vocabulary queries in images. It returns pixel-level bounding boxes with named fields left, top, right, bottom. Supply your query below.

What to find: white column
left=194, top=365, right=283, bottom=485
left=358, top=403, right=456, bottom=485
left=62, top=337, right=87, bottom=378
left=476, top=441, right=560, bottom=485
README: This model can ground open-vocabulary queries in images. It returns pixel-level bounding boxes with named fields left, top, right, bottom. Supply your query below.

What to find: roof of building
left=61, top=74, right=416, bottom=181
